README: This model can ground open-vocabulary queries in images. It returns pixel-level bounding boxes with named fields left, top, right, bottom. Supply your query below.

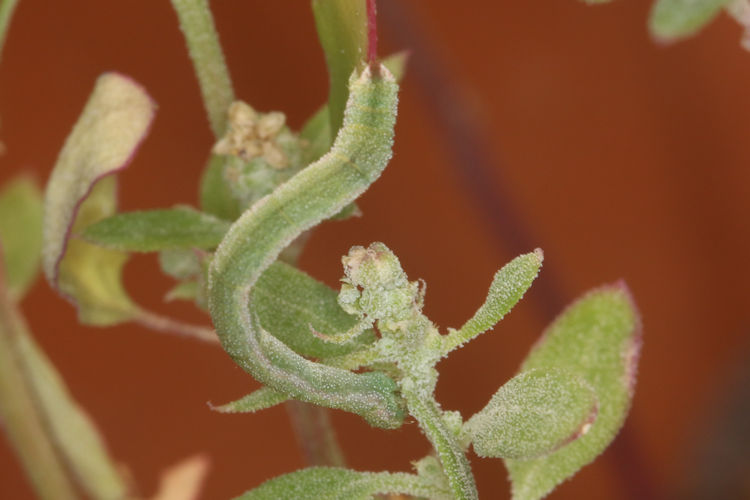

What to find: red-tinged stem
left=367, top=0, right=379, bottom=69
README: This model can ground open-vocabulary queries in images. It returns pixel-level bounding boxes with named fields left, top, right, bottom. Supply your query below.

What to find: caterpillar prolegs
left=208, top=65, right=404, bottom=429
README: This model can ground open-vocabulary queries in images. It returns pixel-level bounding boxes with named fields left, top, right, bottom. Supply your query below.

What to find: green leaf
left=312, top=0, right=369, bottom=137
left=466, top=368, right=597, bottom=460
left=55, top=178, right=138, bottom=325
left=0, top=0, right=20, bottom=65
left=506, top=283, right=642, bottom=500
left=199, top=153, right=243, bottom=221
left=442, top=249, right=543, bottom=354
left=159, top=248, right=203, bottom=280
left=235, top=467, right=446, bottom=500
left=42, top=73, right=154, bottom=325
left=255, top=261, right=376, bottom=358
left=13, top=319, right=129, bottom=499
left=165, top=280, right=200, bottom=303
left=83, top=207, right=231, bottom=252
left=0, top=176, right=43, bottom=300
left=649, top=0, right=732, bottom=41
left=0, top=264, right=78, bottom=500
left=0, top=261, right=127, bottom=500
left=300, top=51, right=409, bottom=165
left=210, top=386, right=288, bottom=414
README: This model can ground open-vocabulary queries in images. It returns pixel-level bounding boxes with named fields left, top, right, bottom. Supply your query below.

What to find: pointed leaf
left=466, top=368, right=597, bottom=460
left=235, top=467, right=446, bottom=500
left=649, top=0, right=732, bottom=41
left=0, top=176, right=43, bottom=300
left=254, top=261, right=376, bottom=358
left=210, top=386, right=288, bottom=414
left=83, top=207, right=231, bottom=252
left=443, top=249, right=543, bottom=354
left=42, top=73, right=154, bottom=324
left=506, top=283, right=642, bottom=500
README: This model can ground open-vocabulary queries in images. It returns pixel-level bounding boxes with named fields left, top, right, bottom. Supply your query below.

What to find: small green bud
left=342, top=242, right=407, bottom=290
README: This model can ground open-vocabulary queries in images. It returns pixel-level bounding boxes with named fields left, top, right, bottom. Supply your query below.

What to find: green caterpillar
left=208, top=65, right=404, bottom=429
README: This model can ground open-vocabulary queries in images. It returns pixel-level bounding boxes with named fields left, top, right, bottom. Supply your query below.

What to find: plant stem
left=170, top=0, right=235, bottom=138
left=134, top=309, right=218, bottom=344
left=285, top=400, right=345, bottom=467
left=0, top=0, right=19, bottom=64
left=402, top=387, right=477, bottom=500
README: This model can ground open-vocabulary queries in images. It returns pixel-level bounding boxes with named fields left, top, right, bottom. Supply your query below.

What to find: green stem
left=170, top=0, right=235, bottom=138
left=403, top=387, right=477, bottom=500
left=0, top=0, right=19, bottom=64
left=0, top=259, right=78, bottom=500
left=285, top=400, right=346, bottom=467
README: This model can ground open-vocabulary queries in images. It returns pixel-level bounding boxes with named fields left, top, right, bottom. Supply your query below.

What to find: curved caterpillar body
left=208, top=66, right=403, bottom=429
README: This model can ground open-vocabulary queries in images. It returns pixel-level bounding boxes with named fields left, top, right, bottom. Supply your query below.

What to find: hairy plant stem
left=170, top=0, right=235, bottom=138
left=402, top=385, right=477, bottom=500
left=285, top=400, right=345, bottom=467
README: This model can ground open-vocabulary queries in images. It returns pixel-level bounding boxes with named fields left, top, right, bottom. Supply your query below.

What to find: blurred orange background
left=1, top=1, right=749, bottom=499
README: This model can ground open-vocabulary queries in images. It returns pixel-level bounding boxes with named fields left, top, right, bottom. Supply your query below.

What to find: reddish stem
left=367, top=0, right=379, bottom=70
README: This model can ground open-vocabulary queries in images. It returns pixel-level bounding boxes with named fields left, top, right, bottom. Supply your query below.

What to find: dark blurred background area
left=1, top=1, right=749, bottom=499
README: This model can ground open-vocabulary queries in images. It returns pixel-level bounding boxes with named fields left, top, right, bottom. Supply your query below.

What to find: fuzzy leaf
left=235, top=467, right=444, bottom=500
left=312, top=0, right=368, bottom=136
left=254, top=261, right=376, bottom=358
left=443, top=249, right=543, bottom=354
left=83, top=207, right=231, bottom=252
left=0, top=176, right=43, bottom=300
left=159, top=249, right=203, bottom=280
left=210, top=386, right=288, bottom=414
left=467, top=368, right=597, bottom=460
left=506, top=283, right=642, bottom=500
left=649, top=0, right=732, bottom=41
left=42, top=73, right=154, bottom=325
left=300, top=51, right=409, bottom=165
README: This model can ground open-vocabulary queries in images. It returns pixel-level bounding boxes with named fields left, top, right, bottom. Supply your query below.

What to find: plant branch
left=134, top=309, right=218, bottom=344
left=403, top=387, right=477, bottom=500
left=170, top=0, right=235, bottom=138
left=284, top=400, right=345, bottom=467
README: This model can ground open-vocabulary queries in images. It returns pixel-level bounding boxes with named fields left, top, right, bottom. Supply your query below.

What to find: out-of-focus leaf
left=312, top=0, right=368, bottom=136
left=649, top=0, right=732, bottom=41
left=210, top=386, right=288, bottom=414
left=506, top=283, right=642, bottom=500
left=14, top=318, right=129, bottom=499
left=235, top=467, right=445, bottom=500
left=254, top=261, right=376, bottom=358
left=42, top=73, right=154, bottom=325
left=152, top=454, right=210, bottom=500
left=466, top=368, right=597, bottom=460
left=83, top=207, right=231, bottom=252
left=165, top=281, right=200, bottom=303
left=159, top=249, right=203, bottom=280
left=0, top=252, right=127, bottom=500
left=0, top=0, right=20, bottom=65
left=56, top=178, right=138, bottom=325
left=199, top=153, right=242, bottom=221
left=442, top=250, right=543, bottom=354
left=0, top=176, right=43, bottom=300
left=0, top=257, right=78, bottom=500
